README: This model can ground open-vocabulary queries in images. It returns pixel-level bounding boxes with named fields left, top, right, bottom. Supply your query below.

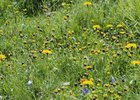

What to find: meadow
left=0, top=0, right=140, bottom=99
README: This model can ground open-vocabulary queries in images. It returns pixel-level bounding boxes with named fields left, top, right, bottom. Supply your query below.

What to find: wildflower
left=42, top=50, right=52, bottom=55
left=103, top=93, right=108, bottom=98
left=83, top=27, right=87, bottom=31
left=93, top=94, right=98, bottom=99
left=124, top=87, right=129, bottom=92
left=0, top=54, right=6, bottom=61
left=119, top=31, right=126, bottom=35
left=91, top=19, right=95, bottom=23
left=30, top=50, right=37, bottom=54
left=79, top=46, right=86, bottom=51
left=125, top=43, right=137, bottom=49
left=83, top=87, right=89, bottom=95
left=93, top=25, right=101, bottom=31
left=84, top=65, right=93, bottom=70
left=54, top=88, right=61, bottom=94
left=83, top=73, right=89, bottom=77
left=117, top=24, right=124, bottom=28
left=67, top=30, right=74, bottom=35
left=62, top=2, right=67, bottom=6
left=63, top=16, right=68, bottom=20
left=62, top=82, right=70, bottom=86
left=112, top=36, right=118, bottom=40
left=81, top=78, right=93, bottom=85
left=91, top=49, right=100, bottom=54
left=98, top=90, right=103, bottom=93
left=106, top=24, right=113, bottom=28
left=131, top=60, right=140, bottom=65
left=104, top=84, right=110, bottom=87
left=27, top=80, right=32, bottom=87
left=114, top=94, right=122, bottom=99
left=96, top=83, right=100, bottom=86
left=128, top=33, right=134, bottom=38
left=52, top=67, right=59, bottom=72
left=83, top=2, right=92, bottom=6
left=110, top=76, right=115, bottom=85
left=108, top=89, right=113, bottom=94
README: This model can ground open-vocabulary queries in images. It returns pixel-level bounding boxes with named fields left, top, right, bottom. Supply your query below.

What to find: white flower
left=62, top=82, right=70, bottom=86
left=27, top=80, right=32, bottom=86
left=0, top=96, right=2, bottom=100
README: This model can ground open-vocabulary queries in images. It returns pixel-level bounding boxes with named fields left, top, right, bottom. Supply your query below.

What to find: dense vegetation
left=0, top=0, right=140, bottom=99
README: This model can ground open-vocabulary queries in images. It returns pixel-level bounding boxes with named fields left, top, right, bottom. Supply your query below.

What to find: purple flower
left=110, top=76, right=115, bottom=84
left=83, top=87, right=89, bottom=95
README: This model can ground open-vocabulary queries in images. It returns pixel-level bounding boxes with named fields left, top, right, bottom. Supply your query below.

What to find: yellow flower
left=63, top=16, right=67, bottom=20
left=83, top=2, right=92, bottom=6
left=117, top=24, right=124, bottom=28
left=125, top=43, right=137, bottom=49
left=91, top=49, right=100, bottom=54
left=93, top=94, right=98, bottom=98
left=114, top=94, right=122, bottom=99
left=106, top=24, right=113, bottom=28
left=131, top=61, right=140, bottom=65
left=93, top=25, right=101, bottom=30
left=42, top=50, right=52, bottom=55
left=0, top=54, right=6, bottom=61
left=103, top=93, right=108, bottom=98
left=81, top=78, right=93, bottom=85
left=119, top=31, right=126, bottom=35
left=112, top=36, right=118, bottom=40
left=67, top=30, right=74, bottom=35
left=104, top=84, right=110, bottom=87
left=84, top=65, right=93, bottom=69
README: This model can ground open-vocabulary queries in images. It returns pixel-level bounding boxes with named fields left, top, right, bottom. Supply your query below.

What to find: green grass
left=0, top=0, right=140, bottom=99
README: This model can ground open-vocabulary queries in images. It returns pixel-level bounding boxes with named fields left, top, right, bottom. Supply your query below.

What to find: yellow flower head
left=106, top=24, right=113, bottom=28
left=0, top=54, right=6, bottom=61
left=67, top=30, right=74, bottom=35
left=91, top=49, right=100, bottom=54
left=117, top=24, right=124, bottom=28
left=93, top=25, right=101, bottom=31
left=42, top=50, right=52, bottom=55
left=81, top=78, right=93, bottom=85
left=103, top=93, right=108, bottom=98
left=119, top=31, right=126, bottom=35
left=63, top=16, right=67, bottom=20
left=125, top=43, right=137, bottom=49
left=84, top=65, right=93, bottom=69
left=112, top=36, right=118, bottom=40
left=83, top=2, right=92, bottom=6
left=131, top=60, right=140, bottom=65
